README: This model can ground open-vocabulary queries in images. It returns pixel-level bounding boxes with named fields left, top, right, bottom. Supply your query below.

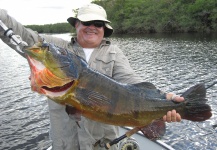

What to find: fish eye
left=41, top=43, right=50, bottom=52
left=42, top=43, right=49, bottom=48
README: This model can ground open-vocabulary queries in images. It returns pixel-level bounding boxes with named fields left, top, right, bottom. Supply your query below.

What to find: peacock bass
left=24, top=42, right=212, bottom=139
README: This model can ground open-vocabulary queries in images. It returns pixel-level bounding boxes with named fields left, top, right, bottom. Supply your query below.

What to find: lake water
left=0, top=33, right=217, bottom=150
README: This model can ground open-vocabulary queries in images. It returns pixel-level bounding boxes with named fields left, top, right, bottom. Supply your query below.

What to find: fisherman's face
left=75, top=20, right=104, bottom=48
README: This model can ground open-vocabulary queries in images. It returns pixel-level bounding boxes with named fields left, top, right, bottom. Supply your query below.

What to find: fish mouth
left=42, top=81, right=74, bottom=92
left=41, top=81, right=74, bottom=97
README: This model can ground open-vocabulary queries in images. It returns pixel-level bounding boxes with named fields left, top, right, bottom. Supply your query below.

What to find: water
left=0, top=33, right=217, bottom=150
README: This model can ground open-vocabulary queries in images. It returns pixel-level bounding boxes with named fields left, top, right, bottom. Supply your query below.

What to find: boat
left=119, top=127, right=175, bottom=150
left=47, top=126, right=174, bottom=150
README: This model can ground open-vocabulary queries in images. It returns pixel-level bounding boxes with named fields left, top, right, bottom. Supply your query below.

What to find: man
left=0, top=3, right=184, bottom=150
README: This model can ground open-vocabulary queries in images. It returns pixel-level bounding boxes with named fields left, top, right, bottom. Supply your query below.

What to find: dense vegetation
left=94, top=0, right=217, bottom=34
left=25, top=0, right=217, bottom=34
left=25, top=23, right=73, bottom=34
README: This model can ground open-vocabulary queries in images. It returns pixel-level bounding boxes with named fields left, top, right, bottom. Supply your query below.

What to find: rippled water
left=0, top=41, right=51, bottom=149
left=0, top=33, right=217, bottom=150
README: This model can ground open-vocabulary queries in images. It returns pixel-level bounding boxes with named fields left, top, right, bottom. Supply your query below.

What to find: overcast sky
left=1, top=0, right=92, bottom=25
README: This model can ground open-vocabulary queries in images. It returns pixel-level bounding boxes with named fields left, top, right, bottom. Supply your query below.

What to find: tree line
left=26, top=0, right=217, bottom=34
left=25, top=23, right=73, bottom=34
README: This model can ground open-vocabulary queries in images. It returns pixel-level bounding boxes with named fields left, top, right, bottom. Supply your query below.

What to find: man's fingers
left=175, top=113, right=182, bottom=122
left=163, top=110, right=182, bottom=122
left=173, top=96, right=185, bottom=102
left=165, top=111, right=172, bottom=122
left=166, top=93, right=185, bottom=102
left=171, top=110, right=177, bottom=122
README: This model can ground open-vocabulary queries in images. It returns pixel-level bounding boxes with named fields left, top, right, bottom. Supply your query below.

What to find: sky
left=1, top=0, right=93, bottom=25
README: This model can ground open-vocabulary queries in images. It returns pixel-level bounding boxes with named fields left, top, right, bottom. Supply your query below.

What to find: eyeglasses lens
left=81, top=21, right=104, bottom=28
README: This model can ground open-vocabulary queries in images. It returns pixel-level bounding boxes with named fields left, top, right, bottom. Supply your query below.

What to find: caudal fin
left=181, top=83, right=212, bottom=121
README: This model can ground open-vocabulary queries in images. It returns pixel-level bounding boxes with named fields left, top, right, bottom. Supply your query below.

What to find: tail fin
left=181, top=83, right=212, bottom=121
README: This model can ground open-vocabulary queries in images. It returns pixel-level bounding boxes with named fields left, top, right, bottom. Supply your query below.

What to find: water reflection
left=0, top=33, right=217, bottom=150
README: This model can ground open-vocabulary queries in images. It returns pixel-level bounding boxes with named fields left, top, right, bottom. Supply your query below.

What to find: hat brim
left=104, top=23, right=113, bottom=37
left=67, top=17, right=113, bottom=37
left=67, top=17, right=77, bottom=27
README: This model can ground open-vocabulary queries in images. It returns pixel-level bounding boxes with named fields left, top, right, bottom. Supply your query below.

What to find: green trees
left=25, top=23, right=73, bottom=34
left=25, top=0, right=217, bottom=34
left=94, top=0, right=217, bottom=34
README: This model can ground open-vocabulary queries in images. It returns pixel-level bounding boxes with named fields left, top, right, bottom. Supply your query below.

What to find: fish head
left=24, top=42, right=80, bottom=102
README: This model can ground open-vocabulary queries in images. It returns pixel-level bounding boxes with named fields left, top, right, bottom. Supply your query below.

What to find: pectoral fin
left=76, top=88, right=112, bottom=107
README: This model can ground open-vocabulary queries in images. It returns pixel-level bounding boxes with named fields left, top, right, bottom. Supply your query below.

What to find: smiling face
left=75, top=20, right=105, bottom=48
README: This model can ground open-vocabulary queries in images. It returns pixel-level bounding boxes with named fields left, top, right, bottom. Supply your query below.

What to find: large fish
left=24, top=42, right=212, bottom=135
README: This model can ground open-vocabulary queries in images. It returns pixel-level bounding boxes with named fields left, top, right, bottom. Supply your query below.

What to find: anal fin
left=139, top=119, right=166, bottom=140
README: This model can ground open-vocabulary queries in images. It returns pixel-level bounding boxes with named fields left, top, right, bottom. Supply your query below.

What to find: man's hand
left=163, top=93, right=185, bottom=122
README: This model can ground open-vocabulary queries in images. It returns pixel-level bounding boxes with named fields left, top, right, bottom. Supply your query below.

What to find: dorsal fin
left=132, top=82, right=157, bottom=89
left=132, top=82, right=166, bottom=99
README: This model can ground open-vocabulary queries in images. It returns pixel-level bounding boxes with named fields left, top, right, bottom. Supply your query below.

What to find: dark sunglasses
left=80, top=21, right=105, bottom=28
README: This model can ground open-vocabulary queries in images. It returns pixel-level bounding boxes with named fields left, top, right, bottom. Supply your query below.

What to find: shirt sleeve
left=0, top=9, right=70, bottom=51
left=0, top=9, right=39, bottom=48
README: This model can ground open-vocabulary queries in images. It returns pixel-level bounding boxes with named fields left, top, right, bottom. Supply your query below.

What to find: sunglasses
left=80, top=21, right=105, bottom=28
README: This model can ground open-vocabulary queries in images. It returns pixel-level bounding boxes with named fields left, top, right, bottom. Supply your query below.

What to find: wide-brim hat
left=67, top=3, right=113, bottom=37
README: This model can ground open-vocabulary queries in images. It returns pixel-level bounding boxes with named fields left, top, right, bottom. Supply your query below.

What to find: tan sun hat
left=67, top=3, right=113, bottom=37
